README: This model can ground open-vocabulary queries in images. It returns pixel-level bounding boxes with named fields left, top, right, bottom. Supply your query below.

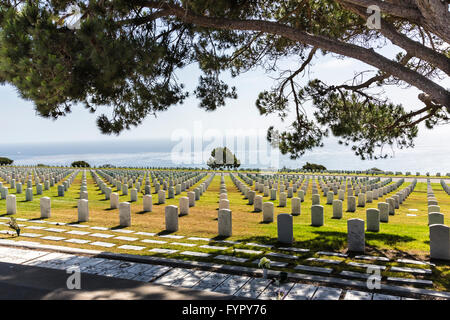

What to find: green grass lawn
left=0, top=170, right=449, bottom=291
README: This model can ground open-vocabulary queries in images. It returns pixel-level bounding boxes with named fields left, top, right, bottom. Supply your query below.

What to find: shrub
left=0, top=157, right=13, bottom=165
left=71, top=161, right=91, bottom=168
left=99, top=164, right=116, bottom=168
left=302, top=162, right=326, bottom=171
left=207, top=147, right=240, bottom=170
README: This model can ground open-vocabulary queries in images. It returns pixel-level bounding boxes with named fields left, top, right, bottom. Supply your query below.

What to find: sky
left=0, top=44, right=449, bottom=172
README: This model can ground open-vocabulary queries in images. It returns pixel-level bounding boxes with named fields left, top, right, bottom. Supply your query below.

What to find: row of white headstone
left=0, top=168, right=75, bottom=199
left=242, top=173, right=386, bottom=196
left=439, top=179, right=450, bottom=195
left=426, top=180, right=449, bottom=260
left=96, top=169, right=207, bottom=200
left=276, top=211, right=450, bottom=259
left=427, top=180, right=443, bottom=225
left=242, top=174, right=390, bottom=208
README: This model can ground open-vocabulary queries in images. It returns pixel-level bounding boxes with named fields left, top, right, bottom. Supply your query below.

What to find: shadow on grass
left=157, top=230, right=177, bottom=236
left=211, top=235, right=232, bottom=241
left=111, top=225, right=126, bottom=230
left=230, top=230, right=417, bottom=254
left=364, top=232, right=416, bottom=246
left=66, top=221, right=87, bottom=225
left=431, top=266, right=450, bottom=291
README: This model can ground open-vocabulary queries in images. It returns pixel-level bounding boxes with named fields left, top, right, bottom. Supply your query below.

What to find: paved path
left=0, top=245, right=417, bottom=300
left=0, top=260, right=233, bottom=300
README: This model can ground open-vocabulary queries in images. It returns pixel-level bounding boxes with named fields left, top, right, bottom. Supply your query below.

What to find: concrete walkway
left=0, top=261, right=234, bottom=300
left=0, top=244, right=432, bottom=300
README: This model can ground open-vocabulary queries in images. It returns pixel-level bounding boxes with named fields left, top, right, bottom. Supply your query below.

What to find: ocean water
left=0, top=138, right=448, bottom=174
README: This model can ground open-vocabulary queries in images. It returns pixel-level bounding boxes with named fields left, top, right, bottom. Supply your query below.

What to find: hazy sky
left=1, top=44, right=449, bottom=171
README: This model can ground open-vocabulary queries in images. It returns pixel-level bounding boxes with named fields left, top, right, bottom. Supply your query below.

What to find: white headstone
left=188, top=191, right=195, bottom=207
left=312, top=194, right=320, bottom=205
left=291, top=197, right=301, bottom=216
left=366, top=208, right=380, bottom=232
left=78, top=199, right=89, bottom=222
left=143, top=194, right=152, bottom=212
left=80, top=191, right=88, bottom=200
left=429, top=224, right=450, bottom=261
left=366, top=191, right=373, bottom=203
left=387, top=198, right=395, bottom=215
left=338, top=189, right=345, bottom=201
left=105, top=187, right=112, bottom=200
left=428, top=205, right=440, bottom=214
left=165, top=205, right=179, bottom=232
left=158, top=190, right=166, bottom=204
left=40, top=197, right=51, bottom=218
left=297, top=190, right=305, bottom=202
left=219, top=199, right=230, bottom=210
left=311, top=205, right=324, bottom=226
left=347, top=218, right=365, bottom=253
left=218, top=209, right=232, bottom=237
left=263, top=202, right=274, bottom=223
left=378, top=202, right=389, bottom=223
left=130, top=188, right=138, bottom=202
left=358, top=193, right=366, bottom=207
left=392, top=195, right=400, bottom=209
left=179, top=196, right=189, bottom=216
left=254, top=195, right=263, bottom=212
left=110, top=192, right=119, bottom=209
left=326, top=191, right=334, bottom=204
left=347, top=196, right=356, bottom=212
left=277, top=214, right=293, bottom=244
left=270, top=189, right=277, bottom=200
left=279, top=192, right=287, bottom=207
left=25, top=188, right=33, bottom=201
left=119, top=202, right=131, bottom=227
left=247, top=190, right=256, bottom=205
left=6, top=195, right=16, bottom=215
left=332, top=199, right=343, bottom=219
left=428, top=212, right=444, bottom=225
